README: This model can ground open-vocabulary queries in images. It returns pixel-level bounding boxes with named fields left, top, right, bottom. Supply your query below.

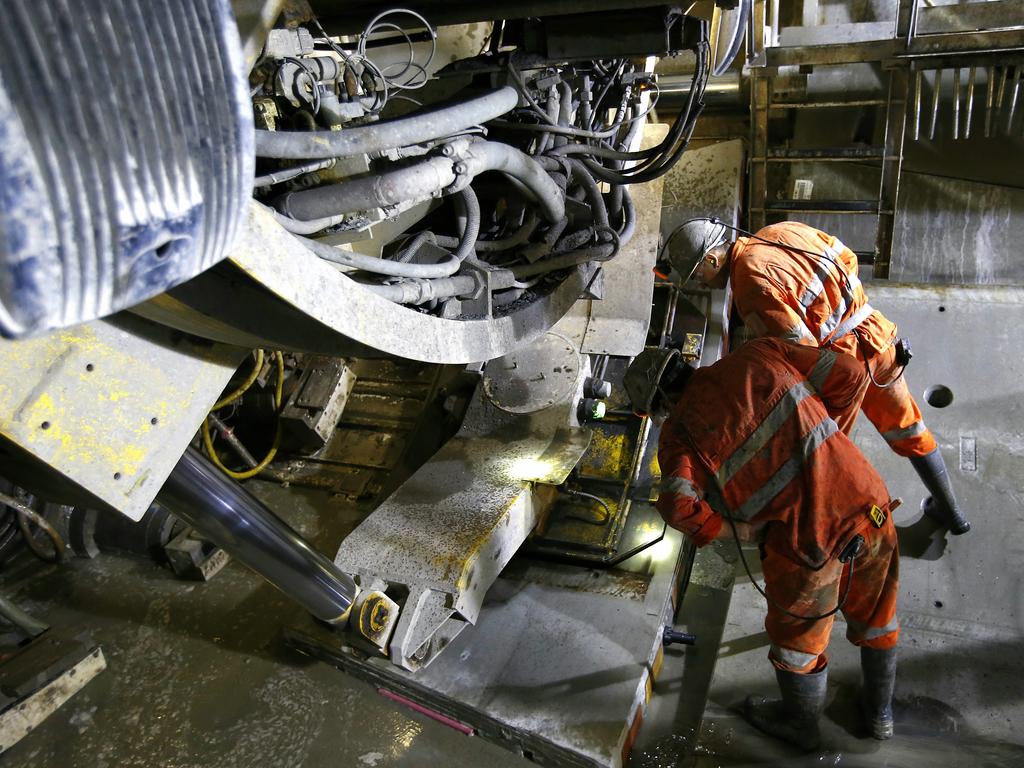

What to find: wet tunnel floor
left=634, top=543, right=1024, bottom=768
left=3, top=484, right=1024, bottom=767
left=1, top=484, right=526, bottom=768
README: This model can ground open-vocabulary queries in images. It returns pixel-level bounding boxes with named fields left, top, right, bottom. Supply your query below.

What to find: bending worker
left=624, top=338, right=899, bottom=750
left=665, top=218, right=970, bottom=535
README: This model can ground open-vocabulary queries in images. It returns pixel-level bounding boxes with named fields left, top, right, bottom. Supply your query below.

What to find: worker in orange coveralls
left=623, top=339, right=899, bottom=751
left=663, top=218, right=970, bottom=537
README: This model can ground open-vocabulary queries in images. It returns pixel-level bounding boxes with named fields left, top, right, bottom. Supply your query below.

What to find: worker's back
left=729, top=221, right=895, bottom=356
left=660, top=337, right=890, bottom=568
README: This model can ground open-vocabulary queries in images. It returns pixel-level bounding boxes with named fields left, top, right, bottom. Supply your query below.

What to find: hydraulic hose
left=0, top=491, right=65, bottom=563
left=554, top=80, right=574, bottom=149
left=462, top=142, right=565, bottom=223
left=432, top=213, right=539, bottom=253
left=713, top=0, right=750, bottom=76
left=277, top=156, right=457, bottom=221
left=617, top=187, right=637, bottom=245
left=270, top=208, right=347, bottom=235
left=254, top=87, right=519, bottom=159
left=254, top=158, right=336, bottom=187
left=0, top=594, right=48, bottom=637
left=394, top=230, right=438, bottom=263
left=511, top=241, right=617, bottom=279
left=295, top=233, right=461, bottom=278
left=279, top=142, right=565, bottom=225
left=566, top=158, right=609, bottom=228
left=452, top=187, right=481, bottom=262
left=362, top=275, right=477, bottom=305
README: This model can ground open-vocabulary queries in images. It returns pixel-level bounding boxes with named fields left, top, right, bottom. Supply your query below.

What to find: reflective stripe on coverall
left=728, top=221, right=935, bottom=458
left=656, top=338, right=900, bottom=673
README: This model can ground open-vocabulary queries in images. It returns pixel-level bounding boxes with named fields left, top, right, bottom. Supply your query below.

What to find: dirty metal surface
left=567, top=124, right=670, bottom=357
left=334, top=390, right=591, bottom=615
left=293, top=526, right=688, bottom=768
left=483, top=331, right=583, bottom=413
left=0, top=314, right=244, bottom=520
left=334, top=331, right=593, bottom=669
left=660, top=139, right=745, bottom=240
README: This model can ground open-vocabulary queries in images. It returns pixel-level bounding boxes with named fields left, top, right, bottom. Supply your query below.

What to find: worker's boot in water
left=911, top=449, right=971, bottom=534
left=861, top=647, right=897, bottom=740
left=744, top=666, right=827, bottom=751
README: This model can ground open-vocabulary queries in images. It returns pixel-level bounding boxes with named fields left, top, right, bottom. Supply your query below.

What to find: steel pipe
left=157, top=447, right=356, bottom=624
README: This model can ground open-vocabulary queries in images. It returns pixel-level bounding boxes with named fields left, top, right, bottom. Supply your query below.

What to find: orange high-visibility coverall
left=657, top=338, right=899, bottom=674
left=728, top=221, right=935, bottom=458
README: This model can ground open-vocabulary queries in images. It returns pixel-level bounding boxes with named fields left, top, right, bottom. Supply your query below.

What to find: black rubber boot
left=861, top=647, right=897, bottom=740
left=910, top=449, right=971, bottom=535
left=744, top=667, right=827, bottom=751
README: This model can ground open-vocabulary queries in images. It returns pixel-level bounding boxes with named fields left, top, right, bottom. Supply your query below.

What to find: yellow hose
left=213, top=349, right=264, bottom=410
left=203, top=350, right=285, bottom=480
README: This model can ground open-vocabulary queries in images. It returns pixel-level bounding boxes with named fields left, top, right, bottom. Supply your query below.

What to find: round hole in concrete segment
left=924, top=385, right=954, bottom=408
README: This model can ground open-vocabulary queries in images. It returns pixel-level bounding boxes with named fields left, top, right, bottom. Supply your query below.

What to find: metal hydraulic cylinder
left=157, top=447, right=356, bottom=624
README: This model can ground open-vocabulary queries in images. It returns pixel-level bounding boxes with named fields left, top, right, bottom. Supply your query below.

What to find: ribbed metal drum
left=0, top=0, right=254, bottom=338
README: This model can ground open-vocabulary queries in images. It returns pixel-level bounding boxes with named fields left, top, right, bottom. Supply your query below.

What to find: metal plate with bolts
left=0, top=314, right=245, bottom=520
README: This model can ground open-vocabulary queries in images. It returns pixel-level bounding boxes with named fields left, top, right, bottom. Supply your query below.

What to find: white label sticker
left=959, top=436, right=977, bottom=472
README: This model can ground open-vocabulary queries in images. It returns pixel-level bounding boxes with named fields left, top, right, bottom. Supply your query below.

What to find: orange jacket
left=656, top=338, right=891, bottom=569
left=728, top=222, right=896, bottom=357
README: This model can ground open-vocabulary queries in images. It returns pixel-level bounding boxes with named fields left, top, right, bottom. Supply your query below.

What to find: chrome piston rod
left=157, top=447, right=356, bottom=624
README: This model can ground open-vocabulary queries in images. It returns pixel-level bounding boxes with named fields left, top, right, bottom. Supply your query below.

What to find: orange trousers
left=761, top=512, right=900, bottom=674
left=833, top=343, right=937, bottom=458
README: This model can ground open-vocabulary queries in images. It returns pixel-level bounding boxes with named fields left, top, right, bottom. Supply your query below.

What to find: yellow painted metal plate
left=0, top=314, right=244, bottom=519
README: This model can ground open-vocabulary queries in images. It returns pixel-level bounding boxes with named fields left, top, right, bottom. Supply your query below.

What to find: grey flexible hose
left=279, top=142, right=565, bottom=225
left=0, top=594, right=49, bottom=637
left=362, top=276, right=477, bottom=305
left=617, top=187, right=637, bottom=245
left=462, top=142, right=565, bottom=223
left=270, top=208, right=347, bottom=235
left=254, top=158, right=336, bottom=187
left=566, top=158, right=609, bottom=228
left=511, top=242, right=617, bottom=279
left=432, top=213, right=539, bottom=253
left=254, top=87, right=519, bottom=159
left=452, top=187, right=481, bottom=261
left=277, top=156, right=458, bottom=220
left=713, top=0, right=750, bottom=77
left=554, top=80, right=574, bottom=149
left=395, top=230, right=438, bottom=263
left=295, top=234, right=461, bottom=278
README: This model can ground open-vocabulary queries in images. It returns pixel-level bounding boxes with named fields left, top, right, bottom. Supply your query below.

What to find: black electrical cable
left=853, top=328, right=907, bottom=389
left=574, top=38, right=710, bottom=185
left=725, top=514, right=856, bottom=622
